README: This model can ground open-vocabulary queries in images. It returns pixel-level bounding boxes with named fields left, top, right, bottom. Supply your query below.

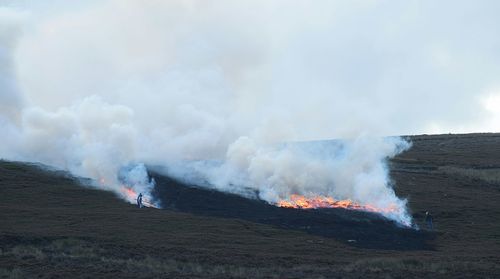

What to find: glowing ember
left=277, top=194, right=399, bottom=215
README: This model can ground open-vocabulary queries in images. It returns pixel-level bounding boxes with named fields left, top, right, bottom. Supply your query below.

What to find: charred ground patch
left=150, top=173, right=432, bottom=250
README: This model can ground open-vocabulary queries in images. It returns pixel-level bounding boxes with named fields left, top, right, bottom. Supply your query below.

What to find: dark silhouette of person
left=425, top=211, right=433, bottom=230
left=137, top=193, right=143, bottom=208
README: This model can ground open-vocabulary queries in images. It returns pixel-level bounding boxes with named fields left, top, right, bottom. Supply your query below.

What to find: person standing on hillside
left=137, top=193, right=143, bottom=208
left=425, top=211, right=433, bottom=230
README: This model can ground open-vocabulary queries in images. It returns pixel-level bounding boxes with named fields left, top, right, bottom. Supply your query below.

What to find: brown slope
left=0, top=132, right=499, bottom=278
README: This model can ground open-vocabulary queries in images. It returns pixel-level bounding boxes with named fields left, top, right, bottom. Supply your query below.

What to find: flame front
left=277, top=194, right=398, bottom=215
left=120, top=187, right=157, bottom=208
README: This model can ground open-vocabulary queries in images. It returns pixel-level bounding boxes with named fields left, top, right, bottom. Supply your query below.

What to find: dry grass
left=438, top=166, right=500, bottom=184
left=10, top=246, right=46, bottom=261
left=339, top=257, right=500, bottom=279
left=0, top=240, right=332, bottom=278
left=0, top=268, right=24, bottom=279
left=100, top=256, right=269, bottom=278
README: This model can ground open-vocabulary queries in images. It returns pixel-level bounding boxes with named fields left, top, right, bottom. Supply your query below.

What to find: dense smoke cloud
left=2, top=1, right=500, bottom=225
left=167, top=137, right=413, bottom=225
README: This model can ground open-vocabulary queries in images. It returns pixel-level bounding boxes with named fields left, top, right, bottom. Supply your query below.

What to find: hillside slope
left=1, top=133, right=500, bottom=278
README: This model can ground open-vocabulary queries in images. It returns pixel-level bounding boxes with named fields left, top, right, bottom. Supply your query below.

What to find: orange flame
left=120, top=187, right=157, bottom=208
left=277, top=194, right=398, bottom=215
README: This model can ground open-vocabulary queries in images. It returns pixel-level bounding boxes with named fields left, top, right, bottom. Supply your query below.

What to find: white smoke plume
left=10, top=1, right=500, bottom=226
left=118, top=163, right=157, bottom=207
left=165, top=137, right=413, bottom=225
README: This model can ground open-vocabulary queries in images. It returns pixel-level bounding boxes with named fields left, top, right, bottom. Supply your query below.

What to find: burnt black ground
left=150, top=173, right=431, bottom=250
left=1, top=133, right=500, bottom=278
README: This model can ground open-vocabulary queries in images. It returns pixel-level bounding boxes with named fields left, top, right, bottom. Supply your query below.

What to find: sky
left=1, top=1, right=499, bottom=225
left=2, top=0, right=500, bottom=139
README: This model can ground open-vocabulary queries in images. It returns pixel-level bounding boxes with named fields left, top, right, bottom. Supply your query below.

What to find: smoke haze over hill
left=2, top=1, right=500, bottom=225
